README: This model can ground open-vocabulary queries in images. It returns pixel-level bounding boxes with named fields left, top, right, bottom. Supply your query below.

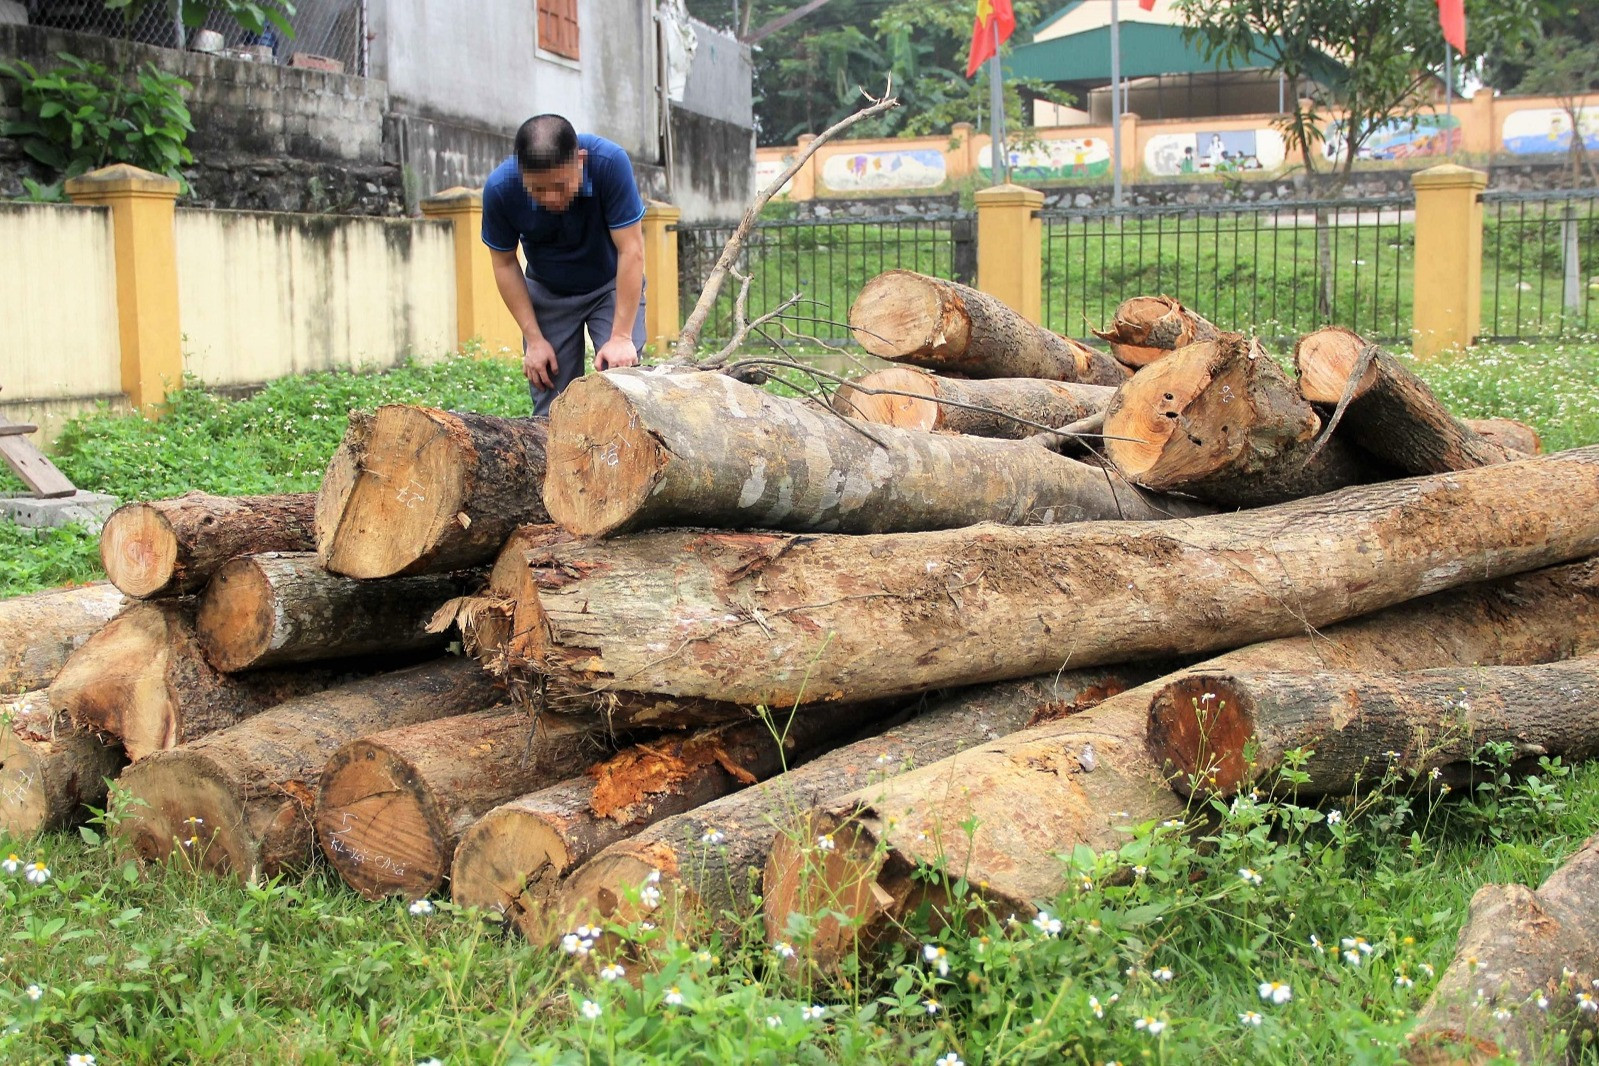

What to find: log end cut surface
left=1102, top=343, right=1221, bottom=483
left=832, top=368, right=942, bottom=431
left=50, top=607, right=178, bottom=758
left=99, top=504, right=179, bottom=599
left=1294, top=326, right=1377, bottom=405
left=194, top=559, right=276, bottom=673
left=452, top=807, right=573, bottom=930
left=763, top=814, right=889, bottom=968
left=1146, top=675, right=1255, bottom=796
left=543, top=376, right=670, bottom=537
left=317, top=739, right=448, bottom=900
left=115, top=753, right=257, bottom=878
left=848, top=271, right=966, bottom=359
left=0, top=729, right=50, bottom=836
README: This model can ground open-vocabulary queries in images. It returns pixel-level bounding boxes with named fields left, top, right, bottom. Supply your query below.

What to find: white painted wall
left=1035, top=0, right=1182, bottom=44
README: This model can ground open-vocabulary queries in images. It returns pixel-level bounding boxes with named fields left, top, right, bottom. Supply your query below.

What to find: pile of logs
left=5, top=270, right=1598, bottom=1064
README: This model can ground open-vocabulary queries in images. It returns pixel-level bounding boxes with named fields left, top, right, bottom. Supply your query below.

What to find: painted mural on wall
left=755, top=156, right=794, bottom=197
left=820, top=148, right=946, bottom=193
left=977, top=137, right=1112, bottom=180
left=1322, top=114, right=1461, bottom=161
left=1144, top=129, right=1286, bottom=176
left=1502, top=107, right=1599, bottom=155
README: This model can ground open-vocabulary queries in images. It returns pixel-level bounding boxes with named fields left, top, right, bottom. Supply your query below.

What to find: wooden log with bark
left=1, top=689, right=126, bottom=837
left=1465, top=418, right=1541, bottom=457
left=99, top=492, right=316, bottom=598
left=1293, top=327, right=1521, bottom=474
left=315, top=707, right=613, bottom=900
left=1091, top=295, right=1219, bottom=369
left=830, top=367, right=1116, bottom=439
left=766, top=557, right=1599, bottom=970
left=316, top=406, right=550, bottom=579
left=541, top=368, right=1208, bottom=539
left=482, top=447, right=1599, bottom=720
left=195, top=552, right=476, bottom=672
left=49, top=601, right=369, bottom=760
left=1406, top=833, right=1599, bottom=1065
left=449, top=700, right=888, bottom=937
left=1148, top=655, right=1599, bottom=800
left=0, top=582, right=125, bottom=695
left=113, top=657, right=501, bottom=881
left=847, top=269, right=1127, bottom=385
left=1103, top=333, right=1379, bottom=506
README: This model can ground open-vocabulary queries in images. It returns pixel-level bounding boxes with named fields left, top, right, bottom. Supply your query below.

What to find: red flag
left=966, top=0, right=1016, bottom=79
left=1438, top=0, right=1466, bottom=53
left=1139, top=0, right=1156, bottom=9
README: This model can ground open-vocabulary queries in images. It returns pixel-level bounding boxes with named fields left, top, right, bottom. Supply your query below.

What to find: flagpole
left=990, top=22, right=1006, bottom=181
left=1110, top=0, right=1122, bottom=208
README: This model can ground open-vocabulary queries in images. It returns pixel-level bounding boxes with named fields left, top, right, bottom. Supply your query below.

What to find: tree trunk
left=847, top=269, right=1127, bottom=385
left=195, top=552, right=476, bottom=672
left=1406, top=834, right=1599, bottom=1066
left=49, top=601, right=367, bottom=760
left=1149, top=656, right=1599, bottom=800
left=1103, top=333, right=1379, bottom=506
left=0, top=582, right=125, bottom=694
left=99, top=492, right=316, bottom=598
left=482, top=447, right=1599, bottom=719
left=1294, top=327, right=1520, bottom=473
left=1091, top=295, right=1219, bottom=369
left=552, top=668, right=1155, bottom=944
left=315, top=406, right=550, bottom=579
left=831, top=367, right=1116, bottom=439
left=449, top=700, right=889, bottom=939
left=315, top=707, right=611, bottom=900
left=1464, top=418, right=1541, bottom=457
left=0, top=689, right=126, bottom=837
left=770, top=556, right=1599, bottom=969
left=541, top=369, right=1209, bottom=540
left=112, top=657, right=502, bottom=882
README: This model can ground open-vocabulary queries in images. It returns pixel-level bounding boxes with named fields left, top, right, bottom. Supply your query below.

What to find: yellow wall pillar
left=641, top=201, right=682, bottom=356
left=950, top=122, right=976, bottom=181
left=420, top=187, right=521, bottom=357
left=1411, top=164, right=1487, bottom=360
left=64, top=164, right=181, bottom=416
left=975, top=183, right=1044, bottom=324
left=791, top=133, right=818, bottom=201
left=1120, top=112, right=1141, bottom=182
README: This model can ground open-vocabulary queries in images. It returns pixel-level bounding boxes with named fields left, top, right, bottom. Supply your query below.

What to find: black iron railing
left=1480, top=189, right=1599, bottom=341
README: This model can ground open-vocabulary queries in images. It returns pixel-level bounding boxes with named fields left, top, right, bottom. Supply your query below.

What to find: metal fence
left=1480, top=189, right=1599, bottom=342
left=22, top=0, right=366, bottom=75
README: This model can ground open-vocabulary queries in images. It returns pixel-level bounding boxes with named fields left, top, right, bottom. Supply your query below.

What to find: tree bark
left=847, top=269, right=1127, bottom=385
left=1091, top=295, right=1220, bottom=369
left=99, top=492, right=316, bottom=599
left=315, top=707, right=611, bottom=900
left=1294, top=327, right=1521, bottom=474
left=1406, top=834, right=1599, bottom=1066
left=113, top=657, right=502, bottom=882
left=315, top=406, right=550, bottom=580
left=0, top=582, right=125, bottom=694
left=49, top=600, right=367, bottom=760
left=551, top=668, right=1155, bottom=944
left=830, top=367, right=1116, bottom=439
left=1148, top=656, right=1599, bottom=800
left=1103, top=333, right=1379, bottom=506
left=449, top=700, right=889, bottom=939
left=195, top=552, right=477, bottom=672
left=769, top=556, right=1599, bottom=969
left=1, top=689, right=126, bottom=837
left=482, top=447, right=1599, bottom=719
left=541, top=368, right=1208, bottom=539
left=1464, top=418, right=1541, bottom=457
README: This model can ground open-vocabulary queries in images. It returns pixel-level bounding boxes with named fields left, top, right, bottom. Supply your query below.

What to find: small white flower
left=1153, top=967, right=1174, bottom=983
left=1344, top=950, right=1362, bottom=966
left=1160, top=819, right=1183, bottom=830
left=1132, top=865, right=1147, bottom=877
left=639, top=921, right=655, bottom=931
left=416, top=1059, right=443, bottom=1066
left=1032, top=911, right=1062, bottom=937
left=875, top=752, right=894, bottom=766
left=639, top=885, right=662, bottom=909
left=700, top=829, right=724, bottom=845
left=645, top=869, right=661, bottom=885
left=1089, top=995, right=1104, bottom=1018
left=1134, top=1015, right=1167, bottom=1035
left=1238, top=867, right=1262, bottom=886
left=1, top=854, right=20, bottom=874
left=923, top=943, right=950, bottom=976
left=1493, top=1008, right=1513, bottom=1022
left=815, top=834, right=835, bottom=853
left=935, top=1055, right=964, bottom=1066
left=802, top=1004, right=826, bottom=1021
left=68, top=1056, right=96, bottom=1066
left=664, top=986, right=684, bottom=1006
left=1384, top=750, right=1401, bottom=760
left=1536, top=994, right=1550, bottom=1010
left=1326, top=810, right=1342, bottom=825
left=1239, top=1011, right=1263, bottom=1026
left=1429, top=767, right=1443, bottom=781
left=695, top=950, right=713, bottom=963
left=25, top=862, right=50, bottom=885
left=560, top=933, right=591, bottom=956
left=1419, top=963, right=1435, bottom=977
left=924, top=997, right=940, bottom=1015
left=408, top=899, right=435, bottom=916
left=580, top=999, right=602, bottom=1020
left=774, top=941, right=796, bottom=960
left=765, top=1015, right=781, bottom=1028
left=1395, top=974, right=1414, bottom=988
left=1259, top=981, right=1292, bottom=1005
left=1578, top=992, right=1597, bottom=1015
left=1310, top=935, right=1324, bottom=954
left=577, top=925, right=598, bottom=939
left=26, top=984, right=43, bottom=1001
left=599, top=963, right=625, bottom=981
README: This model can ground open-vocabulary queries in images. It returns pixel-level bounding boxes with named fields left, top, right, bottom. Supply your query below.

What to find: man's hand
left=523, top=333, right=559, bottom=390
left=595, top=336, right=640, bottom=372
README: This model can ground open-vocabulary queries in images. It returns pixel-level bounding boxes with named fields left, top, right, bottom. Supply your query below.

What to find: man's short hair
left=515, top=115, right=579, bottom=173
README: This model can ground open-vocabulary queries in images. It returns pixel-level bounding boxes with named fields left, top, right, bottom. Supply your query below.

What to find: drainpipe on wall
left=654, top=2, right=675, bottom=195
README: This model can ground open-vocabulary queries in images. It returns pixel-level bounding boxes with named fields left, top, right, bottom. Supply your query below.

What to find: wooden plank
left=0, top=424, right=39, bottom=437
left=0, top=415, right=76, bottom=498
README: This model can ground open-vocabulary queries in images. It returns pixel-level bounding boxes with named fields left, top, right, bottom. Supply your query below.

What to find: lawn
left=2, top=344, right=1599, bottom=1064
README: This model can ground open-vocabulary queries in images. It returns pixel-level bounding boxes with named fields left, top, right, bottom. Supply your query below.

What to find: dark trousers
left=525, top=274, right=648, bottom=416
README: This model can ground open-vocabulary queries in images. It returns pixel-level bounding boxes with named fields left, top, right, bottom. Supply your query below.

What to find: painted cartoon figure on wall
left=977, top=137, right=1112, bottom=180
left=1502, top=107, right=1599, bottom=155
left=1145, top=129, right=1286, bottom=176
left=1322, top=115, right=1462, bottom=161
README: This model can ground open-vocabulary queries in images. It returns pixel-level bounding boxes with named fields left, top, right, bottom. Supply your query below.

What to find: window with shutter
left=537, top=0, right=580, bottom=61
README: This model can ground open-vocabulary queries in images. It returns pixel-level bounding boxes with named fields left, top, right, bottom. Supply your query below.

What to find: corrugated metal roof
left=1007, top=21, right=1342, bottom=85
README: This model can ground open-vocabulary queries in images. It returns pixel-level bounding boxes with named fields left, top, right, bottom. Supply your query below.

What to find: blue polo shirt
left=481, top=134, right=647, bottom=296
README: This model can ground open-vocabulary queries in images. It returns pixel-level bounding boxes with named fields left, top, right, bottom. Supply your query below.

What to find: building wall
left=1034, top=0, right=1180, bottom=43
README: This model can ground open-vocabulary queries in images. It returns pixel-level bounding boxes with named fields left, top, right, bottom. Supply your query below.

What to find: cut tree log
left=1, top=689, right=126, bottom=837
left=484, top=447, right=1599, bottom=718
left=542, top=369, right=1209, bottom=539
left=195, top=552, right=476, bottom=672
left=1293, top=327, right=1520, bottom=474
left=1464, top=418, right=1541, bottom=457
left=767, top=556, right=1599, bottom=970
left=1092, top=295, right=1219, bottom=368
left=847, top=269, right=1127, bottom=385
left=1406, top=833, right=1599, bottom=1066
left=450, top=700, right=889, bottom=938
left=316, top=406, right=550, bottom=579
left=315, top=706, right=612, bottom=900
left=552, top=668, right=1155, bottom=943
left=1148, top=655, right=1599, bottom=799
left=0, top=582, right=125, bottom=695
left=114, top=657, right=502, bottom=881
left=99, top=492, right=316, bottom=598
left=830, top=367, right=1116, bottom=439
left=1103, top=333, right=1379, bottom=506
left=50, top=601, right=371, bottom=760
